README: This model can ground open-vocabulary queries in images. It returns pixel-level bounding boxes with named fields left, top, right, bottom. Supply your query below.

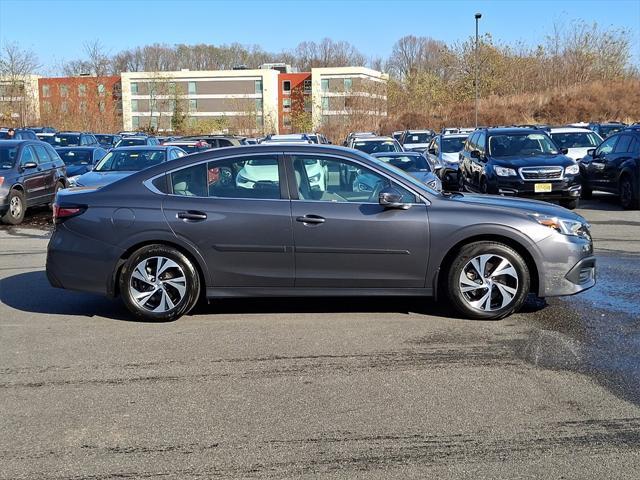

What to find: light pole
left=475, top=12, right=482, bottom=128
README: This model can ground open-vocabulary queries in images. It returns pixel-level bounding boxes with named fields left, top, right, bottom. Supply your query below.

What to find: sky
left=1, top=0, right=639, bottom=74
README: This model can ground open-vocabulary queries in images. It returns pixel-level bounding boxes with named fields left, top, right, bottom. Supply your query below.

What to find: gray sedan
left=47, top=144, right=595, bottom=322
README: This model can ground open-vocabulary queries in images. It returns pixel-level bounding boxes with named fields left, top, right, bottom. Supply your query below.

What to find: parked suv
left=580, top=127, right=640, bottom=209
left=0, top=140, right=67, bottom=224
left=399, top=129, right=435, bottom=152
left=426, top=133, right=469, bottom=190
left=588, top=122, right=627, bottom=139
left=459, top=128, right=582, bottom=209
left=0, top=128, right=38, bottom=140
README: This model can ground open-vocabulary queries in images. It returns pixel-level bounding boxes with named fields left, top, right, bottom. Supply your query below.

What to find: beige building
left=311, top=67, right=388, bottom=132
left=0, top=75, right=40, bottom=126
left=120, top=69, right=279, bottom=134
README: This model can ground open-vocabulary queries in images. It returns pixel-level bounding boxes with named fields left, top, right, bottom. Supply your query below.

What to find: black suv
left=580, top=126, right=640, bottom=209
left=0, top=140, right=68, bottom=224
left=459, top=128, right=581, bottom=209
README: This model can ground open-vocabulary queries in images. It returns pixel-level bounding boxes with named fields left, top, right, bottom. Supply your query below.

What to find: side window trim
left=285, top=152, right=424, bottom=205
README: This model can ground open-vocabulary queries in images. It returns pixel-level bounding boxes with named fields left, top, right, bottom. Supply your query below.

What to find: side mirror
left=560, top=147, right=569, bottom=155
left=428, top=147, right=436, bottom=154
left=342, top=141, right=348, bottom=147
left=470, top=150, right=482, bottom=160
left=587, top=148, right=596, bottom=157
left=21, top=161, right=38, bottom=170
left=379, top=187, right=410, bottom=210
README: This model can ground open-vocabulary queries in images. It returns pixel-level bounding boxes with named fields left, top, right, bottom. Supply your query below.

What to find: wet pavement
left=1, top=192, right=639, bottom=478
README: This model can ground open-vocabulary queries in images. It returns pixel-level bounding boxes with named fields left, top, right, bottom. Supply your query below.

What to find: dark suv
left=0, top=140, right=67, bottom=224
left=580, top=126, right=640, bottom=209
left=54, top=132, right=100, bottom=147
left=588, top=122, right=627, bottom=139
left=459, top=128, right=581, bottom=209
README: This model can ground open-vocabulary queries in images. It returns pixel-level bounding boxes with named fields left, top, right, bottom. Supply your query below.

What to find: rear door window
left=20, top=146, right=37, bottom=165
left=33, top=144, right=52, bottom=163
left=613, top=135, right=632, bottom=153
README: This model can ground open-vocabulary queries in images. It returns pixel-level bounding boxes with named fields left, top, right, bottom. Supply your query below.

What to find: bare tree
left=0, top=42, right=40, bottom=126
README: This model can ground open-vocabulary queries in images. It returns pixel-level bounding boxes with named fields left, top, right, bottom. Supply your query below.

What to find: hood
left=441, top=152, right=460, bottom=163
left=448, top=193, right=585, bottom=221
left=66, top=164, right=92, bottom=177
left=75, top=170, right=135, bottom=188
left=405, top=144, right=429, bottom=151
left=491, top=154, right=575, bottom=169
left=564, top=147, right=592, bottom=161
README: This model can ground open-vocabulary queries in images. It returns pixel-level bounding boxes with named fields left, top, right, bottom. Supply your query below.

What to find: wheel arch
left=433, top=233, right=541, bottom=300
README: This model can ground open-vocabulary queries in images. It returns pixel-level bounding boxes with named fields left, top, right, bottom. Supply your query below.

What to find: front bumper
left=537, top=231, right=596, bottom=297
left=491, top=175, right=581, bottom=200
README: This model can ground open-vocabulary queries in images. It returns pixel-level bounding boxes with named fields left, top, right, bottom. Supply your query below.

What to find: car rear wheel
left=1, top=189, right=26, bottom=225
left=446, top=241, right=530, bottom=320
left=619, top=176, right=639, bottom=210
left=119, top=245, right=200, bottom=322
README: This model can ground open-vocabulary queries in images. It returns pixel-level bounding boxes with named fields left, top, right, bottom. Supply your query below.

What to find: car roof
left=0, top=140, right=31, bottom=146
left=549, top=127, right=594, bottom=133
left=483, top=127, right=546, bottom=135
left=55, top=146, right=105, bottom=151
left=111, top=146, right=172, bottom=151
left=404, top=129, right=433, bottom=133
left=440, top=133, right=469, bottom=138
left=371, top=151, right=421, bottom=156
left=354, top=136, right=395, bottom=142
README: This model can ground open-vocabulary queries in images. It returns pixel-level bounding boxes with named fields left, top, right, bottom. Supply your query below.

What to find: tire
left=560, top=198, right=579, bottom=210
left=446, top=241, right=530, bottom=320
left=457, top=173, right=465, bottom=192
left=1, top=189, right=26, bottom=225
left=49, top=181, right=64, bottom=211
left=119, top=244, right=201, bottom=322
left=619, top=175, right=640, bottom=210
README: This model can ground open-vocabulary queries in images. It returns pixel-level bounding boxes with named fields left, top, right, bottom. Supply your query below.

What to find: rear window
left=58, top=150, right=93, bottom=165
left=55, top=134, right=81, bottom=146
left=94, top=150, right=166, bottom=172
left=353, top=140, right=400, bottom=154
left=403, top=133, right=432, bottom=144
left=116, top=138, right=146, bottom=147
left=0, top=146, right=18, bottom=169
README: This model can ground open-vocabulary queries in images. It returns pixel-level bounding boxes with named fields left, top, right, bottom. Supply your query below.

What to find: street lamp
left=475, top=12, right=482, bottom=128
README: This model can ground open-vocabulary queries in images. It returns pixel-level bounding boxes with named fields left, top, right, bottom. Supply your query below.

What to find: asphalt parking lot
left=1, top=194, right=639, bottom=479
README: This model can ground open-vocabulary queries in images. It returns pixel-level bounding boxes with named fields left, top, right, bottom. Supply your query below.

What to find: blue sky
left=1, top=0, right=639, bottom=74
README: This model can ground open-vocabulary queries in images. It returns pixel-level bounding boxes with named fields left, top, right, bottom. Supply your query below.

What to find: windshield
left=37, top=134, right=57, bottom=145
left=353, top=140, right=400, bottom=154
left=600, top=125, right=624, bottom=137
left=55, top=134, right=81, bottom=146
left=374, top=154, right=429, bottom=172
left=441, top=137, right=467, bottom=153
left=94, top=150, right=166, bottom=172
left=403, top=133, right=432, bottom=144
left=57, top=150, right=93, bottom=166
left=488, top=133, right=559, bottom=157
left=550, top=132, right=601, bottom=149
left=115, top=138, right=146, bottom=147
left=0, top=146, right=18, bottom=169
left=95, top=135, right=115, bottom=145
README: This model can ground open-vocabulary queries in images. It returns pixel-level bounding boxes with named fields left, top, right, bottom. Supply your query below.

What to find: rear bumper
left=46, top=224, right=124, bottom=297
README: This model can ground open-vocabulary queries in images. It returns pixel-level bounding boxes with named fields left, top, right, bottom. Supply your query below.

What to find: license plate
left=534, top=183, right=552, bottom=193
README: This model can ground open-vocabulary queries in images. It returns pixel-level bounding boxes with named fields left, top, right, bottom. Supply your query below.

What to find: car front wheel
left=620, top=176, right=639, bottom=210
left=119, top=245, right=201, bottom=321
left=1, top=189, right=26, bottom=225
left=446, top=241, right=530, bottom=320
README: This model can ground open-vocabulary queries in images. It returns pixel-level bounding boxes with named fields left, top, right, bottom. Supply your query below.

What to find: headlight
left=67, top=175, right=79, bottom=186
left=308, top=173, right=321, bottom=183
left=530, top=214, right=591, bottom=239
left=565, top=164, right=579, bottom=175
left=495, top=166, right=517, bottom=177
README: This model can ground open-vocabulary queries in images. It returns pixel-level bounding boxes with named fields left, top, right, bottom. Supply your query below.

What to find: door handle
left=177, top=211, right=207, bottom=221
left=296, top=215, right=325, bottom=225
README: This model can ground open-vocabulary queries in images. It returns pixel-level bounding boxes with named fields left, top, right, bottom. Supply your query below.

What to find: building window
left=79, top=101, right=87, bottom=113
left=150, top=99, right=158, bottom=112
left=321, top=97, right=329, bottom=111
left=131, top=82, right=138, bottom=94
left=61, top=101, right=68, bottom=113
left=256, top=116, right=263, bottom=128
left=283, top=98, right=291, bottom=112
left=304, top=98, right=312, bottom=112
left=303, top=79, right=312, bottom=93
left=344, top=78, right=352, bottom=92
left=97, top=84, right=106, bottom=96
left=255, top=79, right=262, bottom=94
left=150, top=116, right=158, bottom=129
left=43, top=100, right=51, bottom=113
left=283, top=114, right=291, bottom=127
left=132, top=116, right=140, bottom=128
left=42, top=84, right=50, bottom=98
left=321, top=79, right=329, bottom=92
left=60, top=85, right=69, bottom=98
left=189, top=99, right=197, bottom=112
left=99, top=101, right=106, bottom=113
left=131, top=99, right=139, bottom=112
left=283, top=80, right=291, bottom=94
left=188, top=82, right=196, bottom=95
left=255, top=98, right=263, bottom=112
left=78, top=84, right=87, bottom=97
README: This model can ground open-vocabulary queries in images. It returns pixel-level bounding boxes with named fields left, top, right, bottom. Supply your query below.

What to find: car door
left=162, top=153, right=294, bottom=287
left=18, top=145, right=48, bottom=206
left=587, top=135, right=618, bottom=191
left=607, top=135, right=634, bottom=190
left=287, top=153, right=429, bottom=288
left=32, top=143, right=57, bottom=198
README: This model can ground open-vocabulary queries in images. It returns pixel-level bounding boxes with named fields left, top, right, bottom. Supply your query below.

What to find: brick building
left=277, top=72, right=312, bottom=134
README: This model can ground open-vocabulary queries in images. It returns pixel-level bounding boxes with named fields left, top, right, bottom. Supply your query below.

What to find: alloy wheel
left=458, top=254, right=519, bottom=312
left=129, top=256, right=187, bottom=313
left=9, top=195, right=22, bottom=219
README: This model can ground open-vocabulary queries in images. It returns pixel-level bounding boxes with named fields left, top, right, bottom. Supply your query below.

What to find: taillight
left=53, top=204, right=86, bottom=223
left=0, top=176, right=4, bottom=187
